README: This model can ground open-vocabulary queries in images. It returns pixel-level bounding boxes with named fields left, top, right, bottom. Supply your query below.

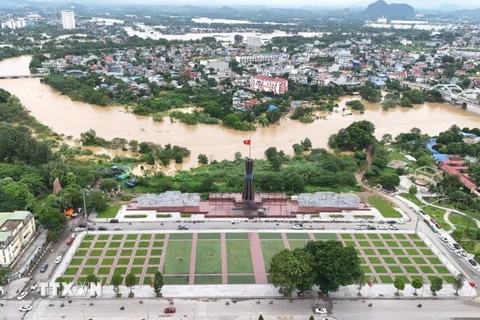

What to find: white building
left=235, top=54, right=288, bottom=64
left=0, top=211, right=36, bottom=267
left=1, top=19, right=26, bottom=29
left=61, top=10, right=75, bottom=29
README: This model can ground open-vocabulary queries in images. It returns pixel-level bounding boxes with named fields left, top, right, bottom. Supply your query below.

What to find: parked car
left=453, top=243, right=461, bottom=250
left=354, top=225, right=365, bottom=230
left=87, top=227, right=95, bottom=231
left=459, top=249, right=467, bottom=257
left=454, top=250, right=464, bottom=258
left=17, top=291, right=28, bottom=300
left=114, top=226, right=123, bottom=230
left=78, top=223, right=87, bottom=228
left=109, top=219, right=119, bottom=223
left=30, top=281, right=39, bottom=291
left=19, top=305, right=32, bottom=312
left=367, top=225, right=376, bottom=230
left=397, top=219, right=405, bottom=224
left=439, top=236, right=449, bottom=243
left=39, top=263, right=48, bottom=273
left=306, top=225, right=314, bottom=230
left=178, top=225, right=188, bottom=230
left=98, top=226, right=108, bottom=231
left=292, top=225, right=303, bottom=230
left=468, top=259, right=478, bottom=267
left=447, top=244, right=456, bottom=250
left=378, top=225, right=388, bottom=230
left=389, top=225, right=398, bottom=230
left=74, top=227, right=84, bottom=232
left=164, top=307, right=176, bottom=314
left=54, top=256, right=63, bottom=264
left=66, top=237, right=74, bottom=246
left=315, top=308, right=327, bottom=314
left=386, top=220, right=397, bottom=224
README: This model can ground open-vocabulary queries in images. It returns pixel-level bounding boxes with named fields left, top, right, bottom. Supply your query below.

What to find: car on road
left=367, top=225, right=376, bottom=230
left=315, top=308, right=327, bottom=314
left=109, top=219, right=119, bottom=223
left=354, top=225, right=365, bottom=230
left=468, top=259, right=478, bottom=267
left=397, top=219, right=405, bottom=224
left=19, top=305, right=32, bottom=312
left=30, top=281, right=39, bottom=291
left=447, top=244, right=456, bottom=250
left=292, top=225, right=303, bottom=230
left=454, top=250, right=464, bottom=258
left=453, top=243, right=461, bottom=250
left=66, top=237, right=74, bottom=246
left=386, top=220, right=397, bottom=224
left=55, top=256, right=63, bottom=264
left=114, top=226, right=123, bottom=230
left=306, top=225, right=314, bottom=230
left=178, top=225, right=189, bottom=230
left=39, top=263, right=48, bottom=273
left=459, top=249, right=467, bottom=257
left=87, top=227, right=95, bottom=231
left=74, top=227, right=84, bottom=232
left=17, top=291, right=28, bottom=300
left=98, top=226, right=108, bottom=231
left=164, top=307, right=176, bottom=314
left=389, top=225, right=398, bottom=230
left=79, top=223, right=87, bottom=228
left=378, top=225, right=388, bottom=230
left=439, top=236, right=449, bottom=243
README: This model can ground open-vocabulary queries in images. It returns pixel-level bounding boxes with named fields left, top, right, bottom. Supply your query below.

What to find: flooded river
left=0, top=56, right=479, bottom=171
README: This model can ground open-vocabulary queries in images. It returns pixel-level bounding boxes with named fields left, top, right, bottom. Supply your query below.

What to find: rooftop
left=0, top=211, right=32, bottom=242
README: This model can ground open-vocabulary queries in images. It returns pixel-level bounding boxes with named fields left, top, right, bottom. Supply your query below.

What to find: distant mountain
left=364, top=0, right=415, bottom=18
left=450, top=8, right=480, bottom=16
left=216, top=6, right=239, bottom=14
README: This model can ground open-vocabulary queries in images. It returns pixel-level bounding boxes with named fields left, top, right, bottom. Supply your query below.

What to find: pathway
left=220, top=233, right=228, bottom=284
left=249, top=233, right=268, bottom=284
left=188, top=233, right=198, bottom=285
left=443, top=211, right=456, bottom=233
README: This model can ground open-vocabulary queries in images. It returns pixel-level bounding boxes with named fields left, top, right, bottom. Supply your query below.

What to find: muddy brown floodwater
left=1, top=56, right=480, bottom=172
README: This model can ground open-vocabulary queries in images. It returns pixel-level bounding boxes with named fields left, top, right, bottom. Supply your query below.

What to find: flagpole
left=249, top=136, right=251, bottom=159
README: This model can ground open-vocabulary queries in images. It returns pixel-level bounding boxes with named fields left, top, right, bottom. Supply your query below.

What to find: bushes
left=124, top=214, right=147, bottom=218
left=156, top=214, right=172, bottom=218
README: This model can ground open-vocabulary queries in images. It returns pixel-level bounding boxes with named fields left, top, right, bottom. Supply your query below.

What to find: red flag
left=243, top=139, right=251, bottom=145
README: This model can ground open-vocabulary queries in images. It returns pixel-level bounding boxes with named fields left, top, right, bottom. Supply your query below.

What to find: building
left=0, top=211, right=36, bottom=267
left=249, top=75, right=288, bottom=95
left=61, top=10, right=75, bottom=29
left=246, top=36, right=262, bottom=51
left=1, top=19, right=26, bottom=29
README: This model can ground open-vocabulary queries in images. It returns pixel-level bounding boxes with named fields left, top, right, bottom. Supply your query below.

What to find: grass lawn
left=112, top=235, right=124, bottom=241
left=259, top=233, right=282, bottom=240
left=358, top=241, right=370, bottom=247
left=75, top=250, right=87, bottom=257
left=368, top=197, right=402, bottom=218
left=138, top=242, right=150, bottom=248
left=123, top=242, right=135, bottom=248
left=369, top=257, right=382, bottom=264
left=170, top=233, right=193, bottom=240
left=85, top=258, right=99, bottom=265
left=289, top=241, right=309, bottom=250
left=344, top=241, right=356, bottom=247
left=94, top=242, right=107, bottom=249
left=164, top=276, right=189, bottom=285
left=406, top=249, right=420, bottom=256
left=443, top=275, right=456, bottom=284
left=146, top=266, right=160, bottom=274
left=194, top=276, right=222, bottom=285
left=108, top=242, right=121, bottom=248
left=130, top=267, right=143, bottom=274
left=81, top=267, right=95, bottom=275
left=286, top=233, right=311, bottom=240
left=195, top=241, right=222, bottom=274
left=413, top=257, right=427, bottom=264
left=414, top=241, right=428, bottom=248
left=363, top=249, right=376, bottom=255
left=394, top=234, right=406, bottom=240
left=261, top=241, right=287, bottom=271
left=70, top=258, right=83, bottom=266
left=101, top=258, right=115, bottom=265
left=114, top=267, right=127, bottom=275
left=226, top=241, right=254, bottom=274
left=381, top=234, right=393, bottom=240
left=97, top=267, right=110, bottom=275
left=163, top=241, right=192, bottom=274
left=120, top=250, right=133, bottom=257
left=133, top=258, right=146, bottom=265
left=198, top=233, right=221, bottom=240
left=404, top=266, right=418, bottom=273
left=383, top=257, right=396, bottom=264
left=389, top=266, right=403, bottom=273
left=341, top=234, right=353, bottom=239
left=361, top=266, right=372, bottom=273
left=97, top=203, right=122, bottom=219
left=153, top=241, right=164, bottom=247
left=117, top=258, right=130, bottom=265
left=84, top=235, right=95, bottom=241
left=98, top=235, right=110, bottom=241
left=450, top=213, right=477, bottom=231
left=140, top=234, right=152, bottom=240
left=398, top=257, right=412, bottom=264
left=367, top=234, right=380, bottom=240
left=228, top=275, right=256, bottom=284
left=151, top=249, right=163, bottom=256
left=64, top=267, right=79, bottom=275
left=79, top=242, right=91, bottom=249
left=378, top=249, right=390, bottom=255
left=379, top=275, right=393, bottom=283
left=374, top=266, right=387, bottom=273
left=105, top=250, right=117, bottom=256
left=386, top=241, right=399, bottom=247
left=314, top=234, right=338, bottom=240
left=90, top=250, right=103, bottom=257
left=155, top=234, right=166, bottom=239
left=372, top=241, right=384, bottom=247
left=354, top=234, right=366, bottom=239
left=126, top=234, right=138, bottom=240
left=419, top=266, right=434, bottom=274
left=400, top=241, right=413, bottom=247
left=420, top=249, right=435, bottom=256
left=148, top=258, right=161, bottom=265
left=136, top=249, right=148, bottom=256
left=435, top=266, right=450, bottom=274
left=428, top=257, right=442, bottom=265
left=226, top=233, right=249, bottom=239
left=392, top=249, right=405, bottom=255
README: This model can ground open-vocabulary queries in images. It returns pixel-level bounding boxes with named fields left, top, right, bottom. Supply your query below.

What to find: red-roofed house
left=249, top=75, right=288, bottom=95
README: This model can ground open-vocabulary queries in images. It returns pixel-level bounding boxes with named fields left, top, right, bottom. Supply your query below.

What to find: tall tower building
left=61, top=10, right=75, bottom=29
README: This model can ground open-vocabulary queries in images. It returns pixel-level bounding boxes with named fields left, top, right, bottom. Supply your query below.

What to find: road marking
left=198, top=302, right=207, bottom=317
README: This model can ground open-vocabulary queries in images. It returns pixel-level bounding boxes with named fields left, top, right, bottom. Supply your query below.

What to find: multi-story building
left=249, top=75, right=288, bottom=95
left=0, top=211, right=36, bottom=267
left=61, top=10, right=75, bottom=29
left=1, top=19, right=26, bottom=29
left=235, top=54, right=288, bottom=64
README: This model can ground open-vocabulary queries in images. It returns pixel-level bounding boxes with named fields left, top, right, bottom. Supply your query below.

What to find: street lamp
left=83, top=189, right=88, bottom=235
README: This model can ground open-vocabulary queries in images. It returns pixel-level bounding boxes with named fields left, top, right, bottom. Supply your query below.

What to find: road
left=8, top=298, right=479, bottom=320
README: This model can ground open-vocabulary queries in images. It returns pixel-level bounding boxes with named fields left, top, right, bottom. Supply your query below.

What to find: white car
left=378, top=225, right=388, bottom=230
left=306, top=225, right=314, bottom=230
left=354, top=225, right=365, bottom=230
left=292, top=225, right=303, bottom=230
left=447, top=244, right=456, bottom=250
left=439, top=236, right=449, bottom=243
left=74, top=227, right=84, bottom=232
left=30, top=281, right=39, bottom=291
left=19, top=305, right=32, bottom=312
left=397, top=219, right=405, bottom=224
left=114, top=226, right=123, bottom=230
left=17, top=291, right=28, bottom=300
left=389, top=225, right=398, bottom=230
left=459, top=249, right=467, bottom=257
left=55, top=256, right=63, bottom=264
left=454, top=250, right=463, bottom=258
left=315, top=308, right=328, bottom=314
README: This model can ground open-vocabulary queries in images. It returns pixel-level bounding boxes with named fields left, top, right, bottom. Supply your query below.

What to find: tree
left=129, top=139, right=139, bottom=152
left=234, top=34, right=244, bottom=43
left=111, top=274, right=123, bottom=296
left=47, top=229, right=59, bottom=242
left=197, top=154, right=208, bottom=164
left=430, top=276, right=443, bottom=295
left=328, top=121, right=376, bottom=152
left=0, top=267, right=11, bottom=283
left=393, top=277, right=405, bottom=295
left=411, top=277, right=423, bottom=295
left=86, top=191, right=109, bottom=213
left=452, top=274, right=465, bottom=295
left=0, top=182, right=34, bottom=211
left=303, top=240, right=362, bottom=295
left=269, top=249, right=314, bottom=296
left=301, top=138, right=312, bottom=151
left=408, top=185, right=418, bottom=196
left=382, top=133, right=393, bottom=143
left=258, top=316, right=264, bottom=320
left=125, top=272, right=136, bottom=296
left=99, top=178, right=119, bottom=191
left=57, top=184, right=83, bottom=209
left=153, top=271, right=164, bottom=297
left=355, top=272, right=365, bottom=295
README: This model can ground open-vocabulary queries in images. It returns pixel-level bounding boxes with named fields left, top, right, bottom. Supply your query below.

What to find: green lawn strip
left=84, top=235, right=95, bottom=241
left=163, top=241, right=192, bottom=274
left=198, top=233, right=221, bottom=240
left=435, top=266, right=450, bottom=274
left=120, top=250, right=133, bottom=257
left=70, top=258, right=83, bottom=266
left=108, top=242, right=121, bottom=248
left=74, top=250, right=88, bottom=257
left=419, top=266, right=434, bottom=274
left=420, top=249, right=435, bottom=256
left=135, top=249, right=148, bottom=256
left=97, top=267, right=110, bottom=275
left=85, top=258, right=99, bottom=265
left=226, top=241, right=254, bottom=274
left=259, top=233, right=282, bottom=240
left=358, top=241, right=370, bottom=247
left=79, top=242, right=91, bottom=249
left=381, top=234, right=393, bottom=240
left=138, top=242, right=150, bottom=248
left=313, top=233, right=338, bottom=240
left=406, top=249, right=420, bottom=255
left=414, top=241, right=428, bottom=248
left=400, top=241, right=413, bottom=247
left=148, top=258, right=161, bottom=265
left=368, top=197, right=402, bottom=218
left=372, top=241, right=384, bottom=247
left=146, top=266, right=160, bottom=274
left=194, top=276, right=222, bottom=285
left=404, top=266, right=418, bottom=273
left=153, top=241, right=164, bottom=248
left=392, top=249, right=405, bottom=255
left=340, top=234, right=353, bottom=239
left=389, top=266, right=403, bottom=273
left=354, top=234, right=366, bottom=240
left=117, top=258, right=130, bottom=265
left=123, top=242, right=135, bottom=248
left=155, top=234, right=166, bottom=239
left=151, top=249, right=162, bottom=256
left=427, top=257, right=442, bottom=265
left=64, top=267, right=79, bottom=275
left=114, top=267, right=127, bottom=275
left=164, top=276, right=189, bottom=285
left=383, top=257, right=396, bottom=264
left=226, top=233, right=249, bottom=239
left=140, top=234, right=152, bottom=240
left=367, top=234, right=380, bottom=240
left=94, top=242, right=107, bottom=249
left=413, top=257, right=427, bottom=264
left=105, top=250, right=117, bottom=256
left=363, top=249, right=375, bottom=255
left=170, top=233, right=193, bottom=240
left=261, top=240, right=287, bottom=271
left=286, top=233, right=311, bottom=240
left=386, top=241, right=399, bottom=247
left=90, top=250, right=103, bottom=257
left=344, top=241, right=356, bottom=247
left=360, top=266, right=372, bottom=274
left=374, top=266, right=387, bottom=273
left=126, top=234, right=138, bottom=240
left=97, top=204, right=121, bottom=218
left=379, top=275, right=393, bottom=283
left=133, top=258, right=146, bottom=265
left=378, top=249, right=390, bottom=255
left=394, top=234, right=406, bottom=240
left=450, top=213, right=478, bottom=230
left=369, top=257, right=381, bottom=264
left=408, top=234, right=420, bottom=240
left=81, top=267, right=95, bottom=275
left=228, top=275, right=256, bottom=284
left=443, top=275, right=456, bottom=284
left=395, top=275, right=410, bottom=284
left=112, top=234, right=124, bottom=241
left=398, top=257, right=412, bottom=264
left=289, top=241, right=309, bottom=250
left=195, top=241, right=222, bottom=274
left=142, top=278, right=152, bottom=285
left=359, top=257, right=367, bottom=264
left=102, top=258, right=115, bottom=265
left=129, top=267, right=143, bottom=275
left=98, top=235, right=110, bottom=241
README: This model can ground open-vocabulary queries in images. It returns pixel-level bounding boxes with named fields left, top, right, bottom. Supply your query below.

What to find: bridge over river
left=401, top=81, right=480, bottom=109
left=0, top=74, right=45, bottom=79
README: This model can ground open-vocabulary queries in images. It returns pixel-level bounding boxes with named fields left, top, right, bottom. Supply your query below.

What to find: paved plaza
left=57, top=231, right=456, bottom=287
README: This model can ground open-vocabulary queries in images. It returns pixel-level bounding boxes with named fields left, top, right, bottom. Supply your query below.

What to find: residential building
left=1, top=19, right=26, bottom=29
left=249, top=75, right=288, bottom=95
left=0, top=211, right=36, bottom=267
left=61, top=10, right=75, bottom=30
